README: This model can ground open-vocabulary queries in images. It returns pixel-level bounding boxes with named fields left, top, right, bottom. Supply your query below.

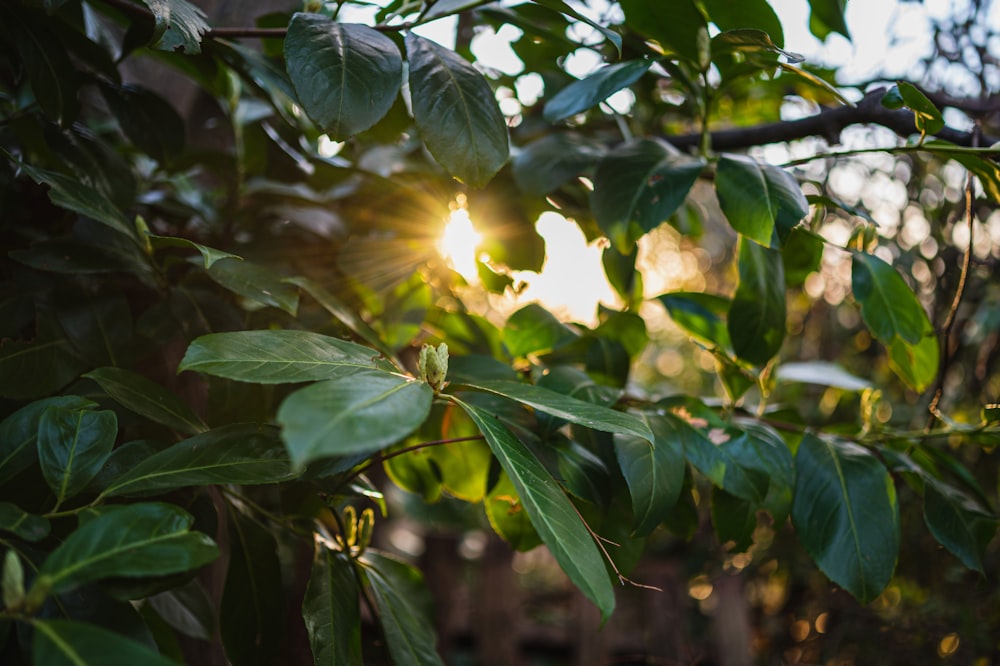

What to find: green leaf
left=543, top=60, right=651, bottom=122
left=101, top=85, right=185, bottom=163
left=592, top=140, right=704, bottom=251
left=781, top=227, right=825, bottom=287
left=895, top=81, right=944, bottom=137
left=205, top=258, right=299, bottom=315
left=4, top=549, right=25, bottom=610
left=614, top=413, right=685, bottom=536
left=33, top=619, right=181, bottom=666
left=711, top=29, right=802, bottom=63
left=728, top=240, right=786, bottom=367
left=100, top=424, right=295, bottom=498
left=703, top=0, right=785, bottom=47
left=303, top=549, right=363, bottom=666
left=807, top=0, right=850, bottom=41
left=405, top=33, right=509, bottom=187
left=1, top=7, right=79, bottom=125
left=285, top=15, right=402, bottom=140
left=922, top=143, right=1000, bottom=203
left=792, top=435, right=899, bottom=603
left=13, top=160, right=137, bottom=242
left=512, top=133, right=606, bottom=196
left=715, top=154, right=808, bottom=246
left=887, top=332, right=939, bottom=393
left=277, top=368, right=434, bottom=467
left=0, top=337, right=88, bottom=400
left=530, top=0, right=622, bottom=54
left=145, top=580, right=216, bottom=641
left=220, top=511, right=283, bottom=666
left=0, top=396, right=94, bottom=486
left=657, top=292, right=731, bottom=349
left=923, top=478, right=997, bottom=573
left=454, top=398, right=616, bottom=621
left=503, top=304, right=578, bottom=358
left=147, top=235, right=239, bottom=269
left=360, top=551, right=445, bottom=666
left=0, top=502, right=51, bottom=542
left=485, top=470, right=542, bottom=550
left=712, top=488, right=756, bottom=552
left=457, top=378, right=652, bottom=442
left=29, top=503, right=218, bottom=602
left=725, top=421, right=795, bottom=526
left=851, top=251, right=930, bottom=346
left=84, top=367, right=207, bottom=435
left=287, top=277, right=395, bottom=362
left=618, top=0, right=708, bottom=64
left=38, top=406, right=117, bottom=507
left=54, top=289, right=133, bottom=367
left=180, top=330, right=392, bottom=384
left=138, top=0, right=209, bottom=54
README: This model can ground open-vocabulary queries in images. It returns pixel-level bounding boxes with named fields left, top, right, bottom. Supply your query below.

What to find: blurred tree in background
left=0, top=0, right=998, bottom=664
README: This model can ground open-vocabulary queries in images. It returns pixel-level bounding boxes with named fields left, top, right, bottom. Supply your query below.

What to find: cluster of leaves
left=0, top=0, right=998, bottom=664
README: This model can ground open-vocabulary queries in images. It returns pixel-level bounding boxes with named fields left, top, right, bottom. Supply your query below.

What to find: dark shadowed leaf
left=531, top=0, right=622, bottom=54
left=712, top=488, right=756, bottom=552
left=101, top=84, right=185, bottom=163
left=285, top=15, right=402, bottom=139
left=657, top=292, right=731, bottom=349
left=0, top=396, right=94, bottom=486
left=147, top=235, right=239, bottom=269
left=101, top=424, right=294, bottom=498
left=851, top=251, right=928, bottom=345
left=715, top=154, right=808, bottom=246
left=406, top=34, right=509, bottom=187
left=180, top=329, right=392, bottom=384
left=512, top=133, right=606, bottom=196
left=303, top=549, right=363, bottom=666
left=30, top=503, right=218, bottom=601
left=221, top=511, right=283, bottom=666
left=618, top=0, right=708, bottom=63
left=361, top=551, right=444, bottom=666
left=33, top=619, right=181, bottom=666
left=0, top=502, right=51, bottom=542
left=703, top=0, right=785, bottom=47
left=206, top=258, right=299, bottom=315
left=38, top=406, right=117, bottom=507
left=615, top=413, right=685, bottom=536
left=807, top=0, right=850, bottom=40
left=454, top=398, right=616, bottom=621
left=146, top=579, right=216, bottom=641
left=503, top=304, right=578, bottom=358
left=544, top=60, right=651, bottom=122
left=278, top=369, right=433, bottom=467
left=1, top=7, right=79, bottom=125
left=923, top=479, right=997, bottom=573
left=85, top=367, right=207, bottom=435
left=728, top=240, right=786, bottom=366
left=792, top=435, right=898, bottom=603
left=592, top=140, right=704, bottom=252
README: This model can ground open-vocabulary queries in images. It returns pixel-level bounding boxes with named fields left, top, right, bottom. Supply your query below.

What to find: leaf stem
left=341, top=435, right=485, bottom=488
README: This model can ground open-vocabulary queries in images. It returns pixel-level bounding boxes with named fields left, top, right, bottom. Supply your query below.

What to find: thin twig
left=342, top=435, right=485, bottom=487
left=565, top=498, right=663, bottom=592
left=927, top=123, right=981, bottom=428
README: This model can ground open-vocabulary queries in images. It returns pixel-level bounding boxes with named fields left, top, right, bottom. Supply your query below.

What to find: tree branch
left=665, top=89, right=997, bottom=152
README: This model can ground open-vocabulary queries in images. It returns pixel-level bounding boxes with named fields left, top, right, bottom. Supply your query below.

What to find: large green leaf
left=614, top=413, right=685, bottom=536
left=33, top=619, right=180, bottom=666
left=285, top=15, right=402, bottom=139
left=138, top=0, right=209, bottom=54
left=457, top=378, right=652, bottom=442
left=84, top=367, right=207, bottom=435
left=0, top=396, right=94, bottom=486
left=807, top=0, right=850, bottom=40
left=405, top=33, right=509, bottom=187
left=205, top=258, right=299, bottom=315
left=727, top=240, right=786, bottom=366
left=0, top=502, right=51, bottom=542
left=851, top=251, right=928, bottom=345
left=360, top=551, right=444, bottom=666
left=180, top=330, right=392, bottom=384
left=715, top=154, right=807, bottom=246
left=657, top=292, right=731, bottom=349
left=724, top=421, right=795, bottom=525
left=503, top=304, right=578, bottom=358
left=101, top=85, right=185, bottom=163
left=454, top=398, right=616, bottom=621
left=0, top=337, right=88, bottom=400
left=287, top=277, right=394, bottom=361
left=38, top=406, right=117, bottom=507
left=887, top=331, right=939, bottom=393
left=512, top=133, right=606, bottom=196
left=592, top=140, right=704, bottom=251
left=147, top=235, right=239, bottom=269
left=792, top=435, right=899, bottom=603
left=100, top=424, right=295, bottom=498
left=924, top=478, right=997, bottom=573
left=277, top=368, right=433, bottom=467
left=618, top=0, right=708, bottom=64
left=303, top=549, right=363, bottom=666
left=13, top=160, right=137, bottom=242
left=703, top=0, right=784, bottom=46
left=543, top=60, right=651, bottom=122
left=220, top=511, right=283, bottom=666
left=29, top=503, right=218, bottom=602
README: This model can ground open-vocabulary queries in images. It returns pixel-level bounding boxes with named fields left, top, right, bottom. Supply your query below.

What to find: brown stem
left=341, top=435, right=485, bottom=488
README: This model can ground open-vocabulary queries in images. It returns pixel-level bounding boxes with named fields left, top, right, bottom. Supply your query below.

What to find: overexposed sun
left=438, top=207, right=482, bottom=282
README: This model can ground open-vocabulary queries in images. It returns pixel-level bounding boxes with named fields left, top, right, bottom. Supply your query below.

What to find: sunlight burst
left=438, top=207, right=482, bottom=281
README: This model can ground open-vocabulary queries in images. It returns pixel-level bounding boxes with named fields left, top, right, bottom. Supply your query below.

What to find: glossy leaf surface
left=303, top=549, right=363, bottom=666
left=85, top=367, right=206, bottom=435
left=728, top=240, right=786, bottom=366
left=38, top=406, right=117, bottom=506
left=715, top=154, right=808, bottom=246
